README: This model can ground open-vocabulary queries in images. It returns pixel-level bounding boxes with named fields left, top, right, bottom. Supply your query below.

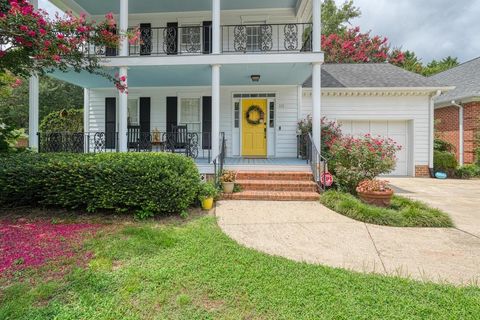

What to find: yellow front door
left=242, top=99, right=267, bottom=157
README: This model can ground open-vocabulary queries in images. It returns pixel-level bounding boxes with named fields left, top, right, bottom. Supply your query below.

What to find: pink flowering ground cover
left=0, top=219, right=100, bottom=276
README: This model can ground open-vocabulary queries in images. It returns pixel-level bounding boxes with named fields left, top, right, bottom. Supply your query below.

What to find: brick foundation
left=415, top=165, right=431, bottom=178
left=435, top=102, right=480, bottom=164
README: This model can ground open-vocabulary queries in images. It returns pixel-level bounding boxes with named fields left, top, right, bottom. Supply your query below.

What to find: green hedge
left=0, top=153, right=201, bottom=216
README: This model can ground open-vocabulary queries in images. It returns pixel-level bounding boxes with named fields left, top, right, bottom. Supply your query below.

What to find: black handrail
left=306, top=133, right=329, bottom=192
left=213, top=132, right=226, bottom=186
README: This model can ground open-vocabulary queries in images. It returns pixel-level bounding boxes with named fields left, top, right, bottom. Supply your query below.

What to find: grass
left=1, top=213, right=478, bottom=319
left=320, top=190, right=454, bottom=227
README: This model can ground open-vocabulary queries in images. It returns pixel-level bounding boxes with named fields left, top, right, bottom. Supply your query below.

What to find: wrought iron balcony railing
left=222, top=23, right=312, bottom=53
left=81, top=23, right=312, bottom=57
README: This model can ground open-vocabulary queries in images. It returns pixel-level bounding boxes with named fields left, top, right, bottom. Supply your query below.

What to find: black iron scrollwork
left=284, top=24, right=299, bottom=51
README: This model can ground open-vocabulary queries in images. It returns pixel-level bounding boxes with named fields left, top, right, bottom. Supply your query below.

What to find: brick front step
left=236, top=179, right=318, bottom=192
left=235, top=171, right=313, bottom=181
left=222, top=191, right=320, bottom=201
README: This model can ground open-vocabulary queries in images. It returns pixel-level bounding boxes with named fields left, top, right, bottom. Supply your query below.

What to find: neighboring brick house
left=431, top=57, right=480, bottom=165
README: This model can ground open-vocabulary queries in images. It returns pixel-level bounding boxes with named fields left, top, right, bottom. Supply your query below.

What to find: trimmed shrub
left=39, top=109, right=83, bottom=133
left=0, top=153, right=201, bottom=216
left=434, top=151, right=457, bottom=173
left=455, top=164, right=480, bottom=179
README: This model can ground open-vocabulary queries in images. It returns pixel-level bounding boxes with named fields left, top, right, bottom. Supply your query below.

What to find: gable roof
left=430, top=56, right=480, bottom=104
left=303, top=63, right=447, bottom=90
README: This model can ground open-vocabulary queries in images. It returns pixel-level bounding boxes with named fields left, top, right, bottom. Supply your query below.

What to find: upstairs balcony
left=84, top=23, right=313, bottom=57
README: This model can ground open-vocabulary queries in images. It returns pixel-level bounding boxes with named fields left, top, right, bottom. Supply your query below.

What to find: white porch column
left=312, top=0, right=322, bottom=52
left=211, top=64, right=221, bottom=161
left=28, top=0, right=39, bottom=150
left=28, top=76, right=40, bottom=150
left=119, top=0, right=129, bottom=57
left=312, top=62, right=322, bottom=152
left=212, top=0, right=221, bottom=54
left=118, top=67, right=128, bottom=152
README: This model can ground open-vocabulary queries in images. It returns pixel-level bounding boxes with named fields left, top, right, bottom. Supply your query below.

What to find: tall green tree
left=321, top=0, right=361, bottom=35
left=423, top=56, right=459, bottom=76
left=0, top=76, right=83, bottom=129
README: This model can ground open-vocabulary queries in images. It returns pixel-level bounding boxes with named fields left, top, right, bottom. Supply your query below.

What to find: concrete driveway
left=389, top=178, right=480, bottom=238
left=217, top=179, right=480, bottom=286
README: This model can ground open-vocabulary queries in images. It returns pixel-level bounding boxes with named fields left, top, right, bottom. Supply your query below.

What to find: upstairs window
left=181, top=25, right=201, bottom=53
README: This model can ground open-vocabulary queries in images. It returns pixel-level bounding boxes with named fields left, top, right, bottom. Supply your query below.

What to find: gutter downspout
left=451, top=101, right=464, bottom=166
left=429, top=90, right=442, bottom=176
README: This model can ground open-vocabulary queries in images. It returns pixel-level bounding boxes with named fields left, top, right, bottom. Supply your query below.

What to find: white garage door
left=338, top=120, right=409, bottom=176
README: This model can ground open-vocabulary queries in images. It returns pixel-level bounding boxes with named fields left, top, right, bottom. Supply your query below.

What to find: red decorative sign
left=321, top=172, right=334, bottom=187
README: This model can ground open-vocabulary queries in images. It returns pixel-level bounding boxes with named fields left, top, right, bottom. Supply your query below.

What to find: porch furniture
left=128, top=126, right=153, bottom=152
left=163, top=125, right=199, bottom=159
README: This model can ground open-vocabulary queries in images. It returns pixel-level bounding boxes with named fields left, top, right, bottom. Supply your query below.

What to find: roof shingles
left=304, top=63, right=446, bottom=89
left=430, top=57, right=480, bottom=104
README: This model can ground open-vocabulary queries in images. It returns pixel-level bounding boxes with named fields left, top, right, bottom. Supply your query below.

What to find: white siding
left=301, top=90, right=431, bottom=172
left=88, top=85, right=300, bottom=158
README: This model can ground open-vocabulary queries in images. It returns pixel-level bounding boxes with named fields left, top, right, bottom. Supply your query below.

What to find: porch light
left=251, top=75, right=261, bottom=82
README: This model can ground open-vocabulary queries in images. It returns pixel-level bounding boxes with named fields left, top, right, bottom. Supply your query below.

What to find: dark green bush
left=455, top=164, right=480, bottom=179
left=434, top=151, right=458, bottom=172
left=0, top=153, right=201, bottom=216
left=39, top=109, right=83, bottom=132
left=434, top=138, right=455, bottom=152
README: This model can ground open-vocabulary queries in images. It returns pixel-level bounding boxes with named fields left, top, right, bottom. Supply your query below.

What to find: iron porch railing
left=82, top=23, right=313, bottom=57
left=305, top=133, right=330, bottom=192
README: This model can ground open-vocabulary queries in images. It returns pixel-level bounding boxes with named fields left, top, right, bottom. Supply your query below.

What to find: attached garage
left=302, top=64, right=453, bottom=177
left=338, top=120, right=411, bottom=176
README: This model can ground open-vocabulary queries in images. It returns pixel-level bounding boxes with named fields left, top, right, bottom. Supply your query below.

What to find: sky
left=345, top=0, right=480, bottom=64
left=40, top=0, right=480, bottom=64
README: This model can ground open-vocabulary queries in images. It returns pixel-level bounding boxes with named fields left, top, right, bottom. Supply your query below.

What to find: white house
left=28, top=0, right=451, bottom=179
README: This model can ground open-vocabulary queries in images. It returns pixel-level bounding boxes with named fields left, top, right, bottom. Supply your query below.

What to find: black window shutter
left=140, top=23, right=152, bottom=55
left=105, top=97, right=116, bottom=149
left=166, top=22, right=178, bottom=55
left=203, top=21, right=212, bottom=54
left=139, top=97, right=151, bottom=133
left=166, top=97, right=178, bottom=133
left=202, top=96, right=212, bottom=150
left=105, top=26, right=117, bottom=56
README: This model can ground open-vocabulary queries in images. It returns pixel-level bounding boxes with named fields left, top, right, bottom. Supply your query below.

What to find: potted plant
left=221, top=170, right=236, bottom=194
left=356, top=179, right=394, bottom=208
left=198, top=182, right=218, bottom=210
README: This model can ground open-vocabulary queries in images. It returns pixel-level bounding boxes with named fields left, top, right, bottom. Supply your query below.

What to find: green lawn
left=1, top=214, right=478, bottom=319
left=320, top=190, right=454, bottom=228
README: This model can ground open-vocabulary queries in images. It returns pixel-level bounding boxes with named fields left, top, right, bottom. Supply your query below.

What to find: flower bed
left=320, top=190, right=453, bottom=227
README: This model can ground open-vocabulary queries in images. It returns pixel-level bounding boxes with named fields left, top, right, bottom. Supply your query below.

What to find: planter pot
left=357, top=189, right=394, bottom=208
left=201, top=197, right=214, bottom=210
left=222, top=182, right=235, bottom=194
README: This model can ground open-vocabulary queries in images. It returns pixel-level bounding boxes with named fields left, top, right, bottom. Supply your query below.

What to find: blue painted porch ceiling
left=49, top=63, right=312, bottom=88
left=74, top=0, right=299, bottom=15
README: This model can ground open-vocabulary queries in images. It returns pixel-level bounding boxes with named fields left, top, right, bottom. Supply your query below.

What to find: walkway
left=217, top=181, right=480, bottom=285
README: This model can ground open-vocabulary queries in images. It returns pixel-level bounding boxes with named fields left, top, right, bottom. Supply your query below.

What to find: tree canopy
left=321, top=0, right=361, bottom=35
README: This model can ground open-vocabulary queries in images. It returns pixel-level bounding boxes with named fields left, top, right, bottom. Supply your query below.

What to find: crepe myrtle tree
left=322, top=27, right=405, bottom=65
left=0, top=0, right=140, bottom=92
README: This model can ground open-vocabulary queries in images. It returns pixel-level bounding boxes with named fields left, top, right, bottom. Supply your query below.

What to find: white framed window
left=181, top=24, right=201, bottom=52
left=179, top=98, right=201, bottom=132
left=127, top=99, right=139, bottom=126
left=244, top=20, right=266, bottom=52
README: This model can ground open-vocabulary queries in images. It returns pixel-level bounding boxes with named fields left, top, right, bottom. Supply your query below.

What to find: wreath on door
left=245, top=105, right=265, bottom=125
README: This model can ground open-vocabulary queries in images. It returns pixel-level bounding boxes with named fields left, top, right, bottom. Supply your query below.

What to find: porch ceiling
left=48, top=63, right=312, bottom=88
left=58, top=0, right=299, bottom=15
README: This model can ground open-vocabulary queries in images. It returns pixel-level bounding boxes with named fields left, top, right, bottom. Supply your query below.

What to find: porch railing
left=37, top=131, right=217, bottom=161
left=222, top=23, right=312, bottom=53
left=38, top=132, right=119, bottom=153
left=305, top=133, right=329, bottom=192
left=81, top=23, right=312, bottom=57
